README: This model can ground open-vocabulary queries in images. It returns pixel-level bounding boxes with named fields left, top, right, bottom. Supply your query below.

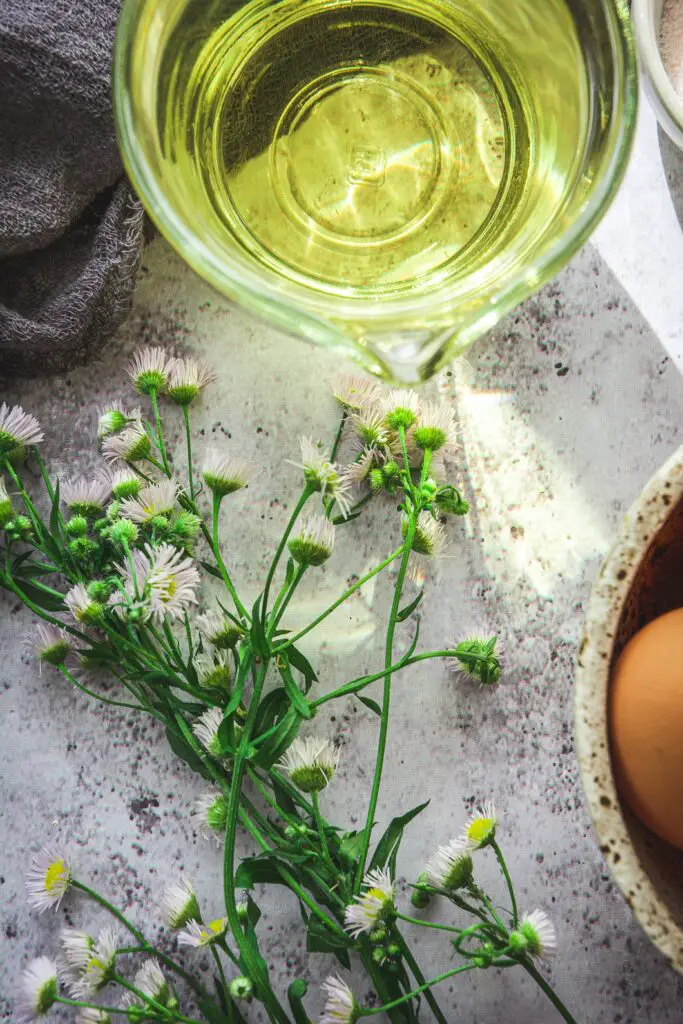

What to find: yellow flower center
left=44, top=859, right=67, bottom=893
left=208, top=918, right=225, bottom=935
left=366, top=887, right=387, bottom=903
left=164, top=579, right=177, bottom=601
left=467, top=817, right=494, bottom=844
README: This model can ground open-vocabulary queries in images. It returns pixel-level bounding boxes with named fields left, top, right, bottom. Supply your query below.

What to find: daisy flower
left=330, top=373, right=381, bottom=411
left=202, top=450, right=249, bottom=497
left=380, top=388, right=421, bottom=431
left=58, top=929, right=94, bottom=987
left=0, top=474, right=14, bottom=525
left=65, top=583, right=105, bottom=626
left=15, top=957, right=59, bottom=1023
left=61, top=478, right=111, bottom=516
left=288, top=514, right=335, bottom=566
left=277, top=737, right=339, bottom=793
left=404, top=511, right=447, bottom=558
left=78, top=1010, right=111, bottom=1024
left=458, top=801, right=497, bottom=851
left=99, top=466, right=143, bottom=500
left=191, top=790, right=229, bottom=840
left=97, top=401, right=142, bottom=440
left=344, top=448, right=378, bottom=487
left=167, top=357, right=216, bottom=406
left=344, top=868, right=395, bottom=938
left=514, top=909, right=557, bottom=962
left=26, top=845, right=72, bottom=912
left=119, top=478, right=179, bottom=523
left=70, top=926, right=120, bottom=997
left=0, top=403, right=43, bottom=457
left=292, top=437, right=352, bottom=518
left=348, top=410, right=399, bottom=458
left=102, top=421, right=151, bottom=464
left=178, top=917, right=228, bottom=948
left=192, top=706, right=224, bottom=758
left=161, top=876, right=201, bottom=929
left=196, top=610, right=243, bottom=650
left=23, top=624, right=70, bottom=669
left=127, top=346, right=172, bottom=395
left=423, top=839, right=473, bottom=892
left=411, top=402, right=458, bottom=453
left=194, top=651, right=232, bottom=691
left=134, top=959, right=170, bottom=1003
left=319, top=975, right=358, bottom=1024
left=114, top=543, right=200, bottom=625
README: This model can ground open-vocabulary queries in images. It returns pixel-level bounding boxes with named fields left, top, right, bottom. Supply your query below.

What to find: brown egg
left=610, top=607, right=683, bottom=851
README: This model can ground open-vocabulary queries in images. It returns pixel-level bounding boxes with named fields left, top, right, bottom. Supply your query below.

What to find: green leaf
left=165, top=726, right=213, bottom=781
left=253, top=687, right=288, bottom=737
left=13, top=580, right=65, bottom=612
left=356, top=694, right=382, bottom=716
left=339, top=829, right=367, bottom=868
left=306, top=916, right=352, bottom=968
left=402, top=617, right=421, bottom=663
left=245, top=894, right=262, bottom=929
left=278, top=659, right=313, bottom=720
left=286, top=645, right=318, bottom=692
left=288, top=979, right=310, bottom=1024
left=331, top=510, right=361, bottom=526
left=234, top=856, right=284, bottom=890
left=200, top=560, right=223, bottom=580
left=370, top=800, right=430, bottom=872
left=269, top=774, right=298, bottom=818
left=251, top=708, right=302, bottom=768
left=397, top=591, right=424, bottom=622
left=49, top=480, right=61, bottom=537
left=249, top=595, right=267, bottom=657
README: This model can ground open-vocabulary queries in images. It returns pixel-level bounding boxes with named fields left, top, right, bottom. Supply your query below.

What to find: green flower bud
left=106, top=500, right=122, bottom=521
left=170, top=511, right=201, bottom=541
left=509, top=930, right=529, bottom=954
left=66, top=515, right=88, bottom=537
left=413, top=425, right=447, bottom=451
left=370, top=928, right=387, bottom=944
left=452, top=637, right=501, bottom=686
left=411, top=873, right=431, bottom=909
left=228, top=976, right=254, bottom=1003
left=387, top=943, right=401, bottom=959
left=67, top=537, right=99, bottom=560
left=369, top=468, right=384, bottom=492
left=236, top=901, right=250, bottom=923
left=14, top=514, right=33, bottom=536
left=372, top=947, right=386, bottom=965
left=87, top=580, right=111, bottom=602
left=109, top=519, right=139, bottom=547
left=150, top=514, right=170, bottom=532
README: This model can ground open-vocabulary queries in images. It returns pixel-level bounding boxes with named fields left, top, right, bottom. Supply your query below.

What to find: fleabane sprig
left=15, top=957, right=59, bottom=1023
left=320, top=975, right=359, bottom=1024
left=459, top=801, right=497, bottom=851
left=277, top=737, right=339, bottom=793
left=23, top=624, right=70, bottom=671
left=411, top=401, right=458, bottom=453
left=0, top=402, right=44, bottom=459
left=509, top=910, right=558, bottom=962
left=450, top=635, right=502, bottom=686
left=288, top=513, right=335, bottom=566
left=161, top=876, right=201, bottom=929
left=344, top=868, right=395, bottom=938
left=202, top=450, right=249, bottom=498
left=380, top=388, right=421, bottom=431
left=167, top=357, right=216, bottom=406
left=292, top=437, right=351, bottom=517
left=127, top=346, right=172, bottom=396
left=26, top=845, right=72, bottom=912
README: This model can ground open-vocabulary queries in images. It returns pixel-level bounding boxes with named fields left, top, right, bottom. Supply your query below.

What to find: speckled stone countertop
left=2, top=102, right=683, bottom=1022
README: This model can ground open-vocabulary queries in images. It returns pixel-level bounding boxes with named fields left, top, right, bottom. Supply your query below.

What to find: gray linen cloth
left=0, top=0, right=145, bottom=378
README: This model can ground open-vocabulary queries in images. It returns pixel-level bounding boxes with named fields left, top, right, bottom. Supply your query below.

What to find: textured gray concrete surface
left=3, top=232, right=683, bottom=1023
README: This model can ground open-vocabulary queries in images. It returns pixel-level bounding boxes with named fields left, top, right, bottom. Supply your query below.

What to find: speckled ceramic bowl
left=575, top=446, right=683, bottom=971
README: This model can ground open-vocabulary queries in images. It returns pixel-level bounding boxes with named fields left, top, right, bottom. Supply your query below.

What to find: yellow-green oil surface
left=164, top=0, right=588, bottom=301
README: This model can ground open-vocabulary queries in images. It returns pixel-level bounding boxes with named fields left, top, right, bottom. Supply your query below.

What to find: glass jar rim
left=632, top=0, right=683, bottom=133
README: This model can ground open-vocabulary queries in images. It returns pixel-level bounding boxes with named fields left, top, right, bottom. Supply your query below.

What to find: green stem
left=519, top=960, right=579, bottom=1024
left=358, top=963, right=477, bottom=1017
left=395, top=912, right=462, bottom=935
left=210, top=944, right=230, bottom=999
left=273, top=545, right=405, bottom=655
left=355, top=519, right=416, bottom=890
left=150, top=390, right=172, bottom=476
left=222, top=663, right=290, bottom=1024
left=491, top=839, right=518, bottom=927
left=329, top=411, right=348, bottom=463
left=212, top=494, right=250, bottom=621
left=395, top=933, right=450, bottom=1024
left=71, top=881, right=205, bottom=998
left=262, top=485, right=312, bottom=624
left=311, top=791, right=334, bottom=872
left=309, top=649, right=458, bottom=709
left=182, top=406, right=196, bottom=501
left=55, top=997, right=202, bottom=1021
left=114, top=974, right=173, bottom=1019
left=59, top=666, right=152, bottom=715
left=268, top=564, right=305, bottom=638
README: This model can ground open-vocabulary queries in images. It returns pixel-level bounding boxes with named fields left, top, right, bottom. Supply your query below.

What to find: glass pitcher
left=113, top=0, right=637, bottom=382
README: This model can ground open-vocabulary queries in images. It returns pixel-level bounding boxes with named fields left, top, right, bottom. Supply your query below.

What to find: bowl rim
left=575, top=444, right=683, bottom=973
left=632, top=0, right=683, bottom=130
